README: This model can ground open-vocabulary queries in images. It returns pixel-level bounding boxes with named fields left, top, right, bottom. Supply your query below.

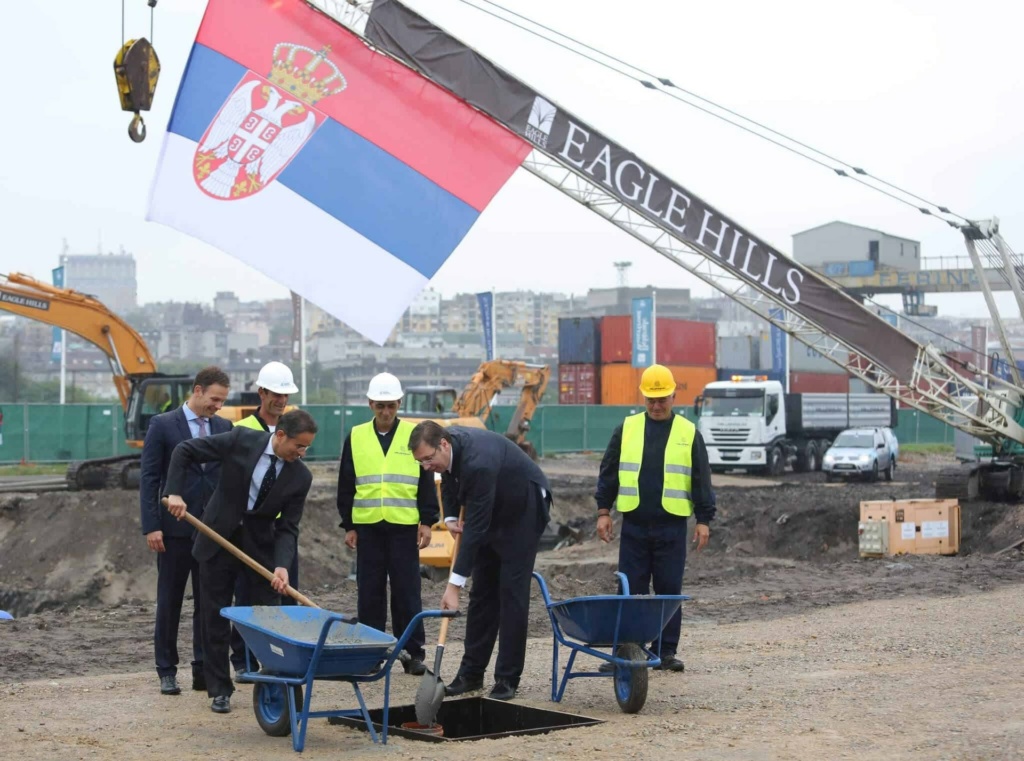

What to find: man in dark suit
left=139, top=366, right=231, bottom=697
left=165, top=409, right=318, bottom=714
left=409, top=421, right=550, bottom=702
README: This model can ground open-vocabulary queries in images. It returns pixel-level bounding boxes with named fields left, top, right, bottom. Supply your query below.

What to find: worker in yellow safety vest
left=594, top=364, right=716, bottom=673
left=230, top=360, right=300, bottom=680
left=336, top=372, right=439, bottom=676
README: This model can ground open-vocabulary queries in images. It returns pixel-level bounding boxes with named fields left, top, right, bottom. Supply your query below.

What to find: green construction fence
left=0, top=402, right=958, bottom=464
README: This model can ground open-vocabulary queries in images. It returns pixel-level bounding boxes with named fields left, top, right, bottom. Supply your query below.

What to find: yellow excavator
left=1, top=272, right=208, bottom=489
left=404, top=359, right=550, bottom=572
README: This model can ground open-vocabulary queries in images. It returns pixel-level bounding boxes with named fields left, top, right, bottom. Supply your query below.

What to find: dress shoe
left=444, top=674, right=484, bottom=697
left=653, top=655, right=684, bottom=672
left=488, top=681, right=516, bottom=701
left=400, top=651, right=427, bottom=676
left=233, top=669, right=252, bottom=684
left=159, top=675, right=181, bottom=695
left=211, top=695, right=231, bottom=714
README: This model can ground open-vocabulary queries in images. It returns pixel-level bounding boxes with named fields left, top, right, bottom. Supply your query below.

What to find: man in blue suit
left=140, top=366, right=231, bottom=696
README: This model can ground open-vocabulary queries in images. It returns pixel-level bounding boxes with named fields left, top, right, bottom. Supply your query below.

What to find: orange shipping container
left=600, top=364, right=716, bottom=406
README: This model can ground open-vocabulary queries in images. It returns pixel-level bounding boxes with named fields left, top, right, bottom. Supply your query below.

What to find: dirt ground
left=2, top=454, right=1024, bottom=759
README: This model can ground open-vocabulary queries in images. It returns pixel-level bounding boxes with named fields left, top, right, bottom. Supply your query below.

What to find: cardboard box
left=859, top=499, right=960, bottom=557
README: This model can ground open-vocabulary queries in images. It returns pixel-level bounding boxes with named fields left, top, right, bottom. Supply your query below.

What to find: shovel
left=162, top=497, right=318, bottom=608
left=414, top=504, right=464, bottom=726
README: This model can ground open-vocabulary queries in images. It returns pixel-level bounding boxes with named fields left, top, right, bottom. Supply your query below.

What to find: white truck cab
left=696, top=376, right=787, bottom=474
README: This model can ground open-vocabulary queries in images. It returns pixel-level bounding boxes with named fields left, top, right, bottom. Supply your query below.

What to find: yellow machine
left=0, top=272, right=248, bottom=488
left=405, top=360, right=550, bottom=572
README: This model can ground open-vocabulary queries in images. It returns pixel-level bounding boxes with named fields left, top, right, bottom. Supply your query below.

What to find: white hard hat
left=256, top=361, right=299, bottom=394
left=367, top=372, right=403, bottom=402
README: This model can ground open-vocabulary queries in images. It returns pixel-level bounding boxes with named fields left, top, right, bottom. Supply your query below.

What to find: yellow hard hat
left=639, top=364, right=676, bottom=398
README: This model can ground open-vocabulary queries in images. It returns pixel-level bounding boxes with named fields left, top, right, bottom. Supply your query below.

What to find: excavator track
left=66, top=455, right=142, bottom=491
left=934, top=464, right=980, bottom=501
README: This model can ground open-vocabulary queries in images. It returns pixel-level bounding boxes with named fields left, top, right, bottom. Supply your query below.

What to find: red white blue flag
left=147, top=0, right=529, bottom=344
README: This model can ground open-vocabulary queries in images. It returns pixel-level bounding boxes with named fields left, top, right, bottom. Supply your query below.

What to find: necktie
left=252, top=454, right=278, bottom=511
left=196, top=417, right=208, bottom=438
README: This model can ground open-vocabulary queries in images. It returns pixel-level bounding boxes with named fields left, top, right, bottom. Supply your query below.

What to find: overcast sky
left=1, top=0, right=1022, bottom=322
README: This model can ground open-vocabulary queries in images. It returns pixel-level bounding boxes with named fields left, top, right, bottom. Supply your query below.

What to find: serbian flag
left=147, top=0, right=529, bottom=344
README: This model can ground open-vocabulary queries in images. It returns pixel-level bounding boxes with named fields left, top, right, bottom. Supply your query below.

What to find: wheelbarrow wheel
left=253, top=681, right=304, bottom=737
left=612, top=643, right=648, bottom=714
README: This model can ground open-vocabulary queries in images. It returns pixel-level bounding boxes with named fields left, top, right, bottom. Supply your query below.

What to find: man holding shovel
left=410, top=421, right=550, bottom=702
left=165, top=409, right=317, bottom=714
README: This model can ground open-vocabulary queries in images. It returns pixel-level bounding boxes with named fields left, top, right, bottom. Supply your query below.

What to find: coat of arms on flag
left=194, top=43, right=346, bottom=200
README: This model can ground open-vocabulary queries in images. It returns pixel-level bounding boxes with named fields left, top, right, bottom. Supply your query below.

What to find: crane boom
left=0, top=272, right=158, bottom=409
left=312, top=0, right=1024, bottom=454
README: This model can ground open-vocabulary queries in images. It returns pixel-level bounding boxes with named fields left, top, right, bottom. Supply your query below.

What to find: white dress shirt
left=247, top=438, right=284, bottom=511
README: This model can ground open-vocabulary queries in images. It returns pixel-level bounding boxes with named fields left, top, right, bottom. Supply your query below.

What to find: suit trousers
left=355, top=522, right=425, bottom=659
left=458, top=485, right=547, bottom=685
left=199, top=540, right=280, bottom=698
left=154, top=536, right=202, bottom=677
left=617, top=517, right=688, bottom=657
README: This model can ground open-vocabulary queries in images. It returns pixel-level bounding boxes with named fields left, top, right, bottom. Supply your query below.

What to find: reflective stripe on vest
left=617, top=412, right=695, bottom=517
left=351, top=420, right=420, bottom=525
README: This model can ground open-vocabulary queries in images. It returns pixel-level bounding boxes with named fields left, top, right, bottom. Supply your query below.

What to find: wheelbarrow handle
left=161, top=498, right=319, bottom=608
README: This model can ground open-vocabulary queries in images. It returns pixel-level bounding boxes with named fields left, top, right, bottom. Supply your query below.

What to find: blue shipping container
left=558, top=317, right=602, bottom=364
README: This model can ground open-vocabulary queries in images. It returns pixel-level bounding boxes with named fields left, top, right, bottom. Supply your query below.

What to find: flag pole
left=491, top=287, right=496, bottom=360
left=651, top=288, right=657, bottom=365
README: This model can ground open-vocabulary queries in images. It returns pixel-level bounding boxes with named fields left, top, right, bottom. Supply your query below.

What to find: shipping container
left=600, top=364, right=716, bottom=406
left=657, top=318, right=716, bottom=366
left=787, top=336, right=846, bottom=374
left=558, top=363, right=600, bottom=405
left=558, top=317, right=601, bottom=365
left=789, top=371, right=849, bottom=393
left=600, top=315, right=632, bottom=364
left=718, top=336, right=759, bottom=370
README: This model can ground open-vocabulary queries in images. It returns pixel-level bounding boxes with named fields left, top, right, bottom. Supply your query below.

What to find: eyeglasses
left=415, top=445, right=441, bottom=466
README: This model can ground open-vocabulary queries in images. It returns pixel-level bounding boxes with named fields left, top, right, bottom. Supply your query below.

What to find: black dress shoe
left=159, top=675, right=181, bottom=695
left=488, top=681, right=516, bottom=701
left=444, top=674, right=484, bottom=697
left=653, top=655, right=684, bottom=672
left=400, top=651, right=427, bottom=676
left=211, top=695, right=231, bottom=714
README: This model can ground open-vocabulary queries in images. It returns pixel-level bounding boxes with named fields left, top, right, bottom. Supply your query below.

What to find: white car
left=822, top=427, right=896, bottom=482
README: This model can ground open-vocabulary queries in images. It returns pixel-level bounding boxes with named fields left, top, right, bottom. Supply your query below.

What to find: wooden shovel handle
left=437, top=506, right=465, bottom=646
left=162, top=497, right=318, bottom=608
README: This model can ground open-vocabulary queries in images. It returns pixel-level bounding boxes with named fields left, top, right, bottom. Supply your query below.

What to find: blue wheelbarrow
left=222, top=605, right=457, bottom=752
left=533, top=571, right=689, bottom=713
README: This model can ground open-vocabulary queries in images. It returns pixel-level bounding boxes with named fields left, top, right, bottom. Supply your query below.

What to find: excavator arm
left=451, top=360, right=550, bottom=444
left=0, top=272, right=158, bottom=410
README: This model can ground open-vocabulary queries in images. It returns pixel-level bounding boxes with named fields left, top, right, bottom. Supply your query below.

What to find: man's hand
left=417, top=524, right=432, bottom=550
left=597, top=514, right=613, bottom=543
left=344, top=529, right=358, bottom=550
left=271, top=567, right=290, bottom=594
left=441, top=582, right=461, bottom=612
left=145, top=530, right=166, bottom=553
left=693, top=523, right=710, bottom=551
left=166, top=495, right=187, bottom=520
left=445, top=517, right=464, bottom=535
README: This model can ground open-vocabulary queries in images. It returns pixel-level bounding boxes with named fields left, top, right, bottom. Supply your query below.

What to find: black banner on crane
left=366, top=0, right=920, bottom=382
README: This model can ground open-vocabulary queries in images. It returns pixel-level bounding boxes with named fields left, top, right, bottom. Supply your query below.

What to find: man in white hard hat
left=336, top=372, right=439, bottom=676
left=232, top=360, right=301, bottom=679
left=236, top=361, right=299, bottom=434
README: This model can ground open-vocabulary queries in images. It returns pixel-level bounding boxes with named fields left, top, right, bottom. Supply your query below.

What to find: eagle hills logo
left=193, top=43, right=347, bottom=200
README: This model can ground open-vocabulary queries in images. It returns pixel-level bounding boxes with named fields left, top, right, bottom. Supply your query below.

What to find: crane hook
left=114, top=37, right=160, bottom=143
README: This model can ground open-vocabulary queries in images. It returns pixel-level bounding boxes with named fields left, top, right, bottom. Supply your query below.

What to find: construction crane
left=322, top=0, right=1024, bottom=501
left=0, top=273, right=195, bottom=489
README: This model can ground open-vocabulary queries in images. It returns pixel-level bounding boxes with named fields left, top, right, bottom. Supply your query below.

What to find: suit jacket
left=139, top=406, right=231, bottom=538
left=165, top=426, right=312, bottom=571
left=442, top=427, right=550, bottom=578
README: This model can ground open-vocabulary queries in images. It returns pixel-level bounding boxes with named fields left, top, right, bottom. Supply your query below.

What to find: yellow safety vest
left=617, top=412, right=694, bottom=517
left=234, top=415, right=265, bottom=431
left=351, top=420, right=420, bottom=525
